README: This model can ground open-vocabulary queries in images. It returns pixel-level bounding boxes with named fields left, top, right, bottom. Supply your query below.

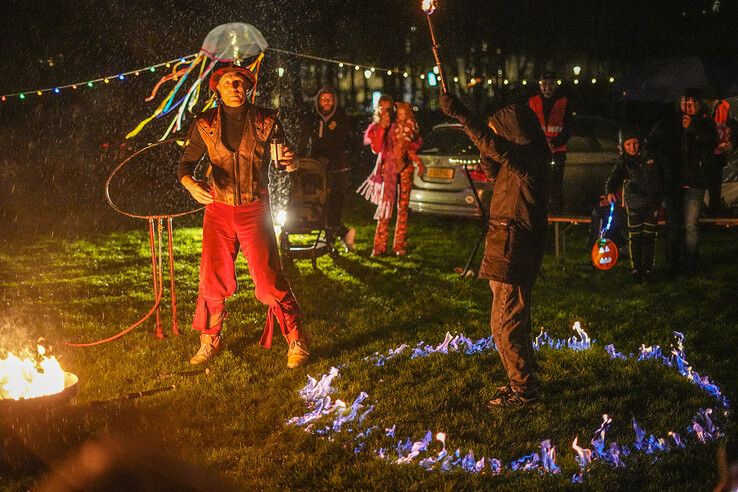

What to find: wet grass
left=1, top=206, right=736, bottom=490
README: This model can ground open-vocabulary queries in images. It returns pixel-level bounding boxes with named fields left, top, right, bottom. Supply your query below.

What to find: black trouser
left=664, top=187, right=704, bottom=271
left=707, top=154, right=726, bottom=214
left=326, top=168, right=350, bottom=240
left=663, top=190, right=682, bottom=272
left=549, top=152, right=566, bottom=215
left=626, top=207, right=658, bottom=273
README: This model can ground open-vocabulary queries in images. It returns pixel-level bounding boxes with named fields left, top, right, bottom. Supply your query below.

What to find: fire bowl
left=0, top=372, right=79, bottom=416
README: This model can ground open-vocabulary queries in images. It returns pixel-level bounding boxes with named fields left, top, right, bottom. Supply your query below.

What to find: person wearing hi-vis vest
left=706, top=96, right=737, bottom=216
left=528, top=71, right=572, bottom=215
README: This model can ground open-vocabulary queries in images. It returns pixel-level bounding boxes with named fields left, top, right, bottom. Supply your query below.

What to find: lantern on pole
left=421, top=0, right=448, bottom=93
left=591, top=202, right=619, bottom=270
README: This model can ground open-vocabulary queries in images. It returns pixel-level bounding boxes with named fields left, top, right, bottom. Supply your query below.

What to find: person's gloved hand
left=439, top=93, right=471, bottom=124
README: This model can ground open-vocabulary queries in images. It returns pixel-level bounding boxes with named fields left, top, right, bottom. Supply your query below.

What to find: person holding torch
left=441, top=93, right=551, bottom=406
left=178, top=65, right=310, bottom=368
left=425, top=0, right=550, bottom=406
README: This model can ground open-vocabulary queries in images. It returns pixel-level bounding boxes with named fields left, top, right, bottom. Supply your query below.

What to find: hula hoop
left=105, top=138, right=204, bottom=220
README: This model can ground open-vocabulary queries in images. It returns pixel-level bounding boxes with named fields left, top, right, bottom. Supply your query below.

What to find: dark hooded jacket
left=297, top=86, right=350, bottom=172
left=460, top=104, right=551, bottom=286
left=606, top=149, right=663, bottom=211
left=648, top=109, right=717, bottom=191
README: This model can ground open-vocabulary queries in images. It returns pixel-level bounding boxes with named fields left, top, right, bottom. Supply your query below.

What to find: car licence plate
left=427, top=167, right=454, bottom=179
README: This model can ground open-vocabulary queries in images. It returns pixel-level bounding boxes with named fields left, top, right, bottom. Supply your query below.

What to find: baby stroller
left=279, top=157, right=335, bottom=269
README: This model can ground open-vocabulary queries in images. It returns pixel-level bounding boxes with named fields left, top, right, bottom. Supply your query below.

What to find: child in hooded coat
left=606, top=125, right=664, bottom=281
left=393, top=102, right=425, bottom=175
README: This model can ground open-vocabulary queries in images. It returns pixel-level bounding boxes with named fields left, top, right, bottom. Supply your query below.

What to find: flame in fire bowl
left=1, top=346, right=80, bottom=416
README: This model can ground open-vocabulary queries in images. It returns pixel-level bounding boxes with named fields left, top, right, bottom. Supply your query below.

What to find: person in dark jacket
left=606, top=125, right=663, bottom=281
left=440, top=92, right=550, bottom=407
left=297, top=86, right=356, bottom=250
left=648, top=88, right=717, bottom=274
left=178, top=65, right=309, bottom=368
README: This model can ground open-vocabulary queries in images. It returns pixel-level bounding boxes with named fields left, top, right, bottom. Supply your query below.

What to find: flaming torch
left=421, top=0, right=448, bottom=93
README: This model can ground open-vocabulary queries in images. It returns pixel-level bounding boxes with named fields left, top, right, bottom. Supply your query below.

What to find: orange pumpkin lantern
left=591, top=238, right=618, bottom=270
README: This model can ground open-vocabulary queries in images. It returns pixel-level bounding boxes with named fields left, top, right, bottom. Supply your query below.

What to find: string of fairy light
left=0, top=48, right=618, bottom=102
left=0, top=54, right=200, bottom=102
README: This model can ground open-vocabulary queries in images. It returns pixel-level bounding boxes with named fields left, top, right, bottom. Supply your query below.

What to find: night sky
left=2, top=0, right=735, bottom=94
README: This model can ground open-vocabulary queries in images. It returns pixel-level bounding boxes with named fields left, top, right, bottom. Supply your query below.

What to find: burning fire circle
left=287, top=324, right=728, bottom=483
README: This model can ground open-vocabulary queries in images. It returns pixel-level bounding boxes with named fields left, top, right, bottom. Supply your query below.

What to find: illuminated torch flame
left=0, top=345, right=67, bottom=400
left=422, top=0, right=437, bottom=14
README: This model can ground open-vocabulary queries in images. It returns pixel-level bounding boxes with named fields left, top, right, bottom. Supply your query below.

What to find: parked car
left=409, top=116, right=621, bottom=217
left=408, top=123, right=493, bottom=218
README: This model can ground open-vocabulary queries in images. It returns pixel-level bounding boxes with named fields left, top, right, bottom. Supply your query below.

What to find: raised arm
left=440, top=93, right=509, bottom=158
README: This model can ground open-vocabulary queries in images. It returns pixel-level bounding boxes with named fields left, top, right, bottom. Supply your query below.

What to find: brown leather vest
left=195, top=104, right=278, bottom=205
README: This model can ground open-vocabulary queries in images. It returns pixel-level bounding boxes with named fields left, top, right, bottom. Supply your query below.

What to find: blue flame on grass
left=288, top=324, right=727, bottom=482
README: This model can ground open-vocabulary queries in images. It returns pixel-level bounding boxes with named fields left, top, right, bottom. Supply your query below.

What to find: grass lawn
left=1, top=201, right=737, bottom=490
